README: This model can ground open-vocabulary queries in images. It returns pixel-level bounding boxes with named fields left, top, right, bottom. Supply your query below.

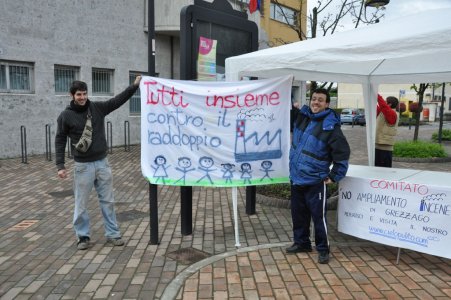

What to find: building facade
left=338, top=83, right=451, bottom=121
left=256, top=0, right=306, bottom=47
left=338, top=83, right=422, bottom=109
left=0, top=0, right=304, bottom=159
left=1, top=0, right=148, bottom=159
left=430, top=84, right=451, bottom=121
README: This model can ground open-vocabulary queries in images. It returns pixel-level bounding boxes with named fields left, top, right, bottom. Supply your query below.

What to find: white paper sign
left=140, top=76, right=293, bottom=187
left=338, top=176, right=451, bottom=259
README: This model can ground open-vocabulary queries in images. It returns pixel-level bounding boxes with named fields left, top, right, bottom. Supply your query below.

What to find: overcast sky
left=383, top=0, right=451, bottom=21
left=307, top=0, right=451, bottom=32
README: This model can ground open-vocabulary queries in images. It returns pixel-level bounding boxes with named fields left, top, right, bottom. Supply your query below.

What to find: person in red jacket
left=375, top=94, right=399, bottom=167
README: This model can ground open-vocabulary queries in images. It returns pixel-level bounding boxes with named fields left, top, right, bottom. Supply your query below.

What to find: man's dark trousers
left=290, top=182, right=329, bottom=253
left=375, top=148, right=393, bottom=167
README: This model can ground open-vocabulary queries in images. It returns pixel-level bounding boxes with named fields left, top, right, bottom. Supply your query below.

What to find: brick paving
left=0, top=124, right=450, bottom=299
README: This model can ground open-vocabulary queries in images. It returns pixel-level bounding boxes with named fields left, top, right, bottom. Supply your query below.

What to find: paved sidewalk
left=1, top=125, right=450, bottom=299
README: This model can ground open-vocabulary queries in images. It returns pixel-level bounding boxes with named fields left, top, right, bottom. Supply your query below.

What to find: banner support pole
left=396, top=247, right=401, bottom=264
left=232, top=187, right=241, bottom=247
left=147, top=0, right=159, bottom=245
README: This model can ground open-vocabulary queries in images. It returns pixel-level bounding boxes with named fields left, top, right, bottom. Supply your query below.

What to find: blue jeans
left=290, top=182, right=329, bottom=253
left=73, top=158, right=121, bottom=239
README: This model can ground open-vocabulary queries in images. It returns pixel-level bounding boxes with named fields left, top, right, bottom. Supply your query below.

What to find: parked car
left=354, top=113, right=366, bottom=126
left=340, top=108, right=364, bottom=124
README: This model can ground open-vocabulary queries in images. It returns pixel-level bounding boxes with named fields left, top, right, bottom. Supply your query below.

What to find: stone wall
left=0, top=0, right=151, bottom=158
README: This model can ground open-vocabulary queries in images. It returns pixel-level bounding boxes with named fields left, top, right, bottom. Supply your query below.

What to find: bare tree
left=427, top=82, right=449, bottom=143
left=410, top=83, right=430, bottom=141
left=271, top=0, right=385, bottom=93
left=271, top=0, right=385, bottom=40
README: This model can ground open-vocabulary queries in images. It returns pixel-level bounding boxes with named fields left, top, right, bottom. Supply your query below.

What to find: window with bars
left=0, top=60, right=34, bottom=93
left=92, top=68, right=114, bottom=95
left=54, top=65, right=80, bottom=94
left=270, top=2, right=297, bottom=26
left=129, top=72, right=142, bottom=114
left=0, top=65, right=5, bottom=89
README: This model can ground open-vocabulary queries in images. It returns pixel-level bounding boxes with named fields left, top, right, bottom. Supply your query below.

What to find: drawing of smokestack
left=234, top=118, right=282, bottom=163
left=235, top=119, right=246, bottom=154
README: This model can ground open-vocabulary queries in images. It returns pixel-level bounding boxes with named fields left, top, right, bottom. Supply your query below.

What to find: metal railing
left=20, top=126, right=27, bottom=164
left=106, top=121, right=113, bottom=154
left=45, top=124, right=52, bottom=161
left=67, top=137, right=73, bottom=158
left=124, top=121, right=130, bottom=151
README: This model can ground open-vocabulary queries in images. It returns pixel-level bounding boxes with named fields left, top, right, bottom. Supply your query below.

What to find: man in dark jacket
left=55, top=75, right=141, bottom=250
left=287, top=88, right=350, bottom=264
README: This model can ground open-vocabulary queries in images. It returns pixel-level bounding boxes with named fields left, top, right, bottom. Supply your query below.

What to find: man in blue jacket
left=287, top=88, right=350, bottom=264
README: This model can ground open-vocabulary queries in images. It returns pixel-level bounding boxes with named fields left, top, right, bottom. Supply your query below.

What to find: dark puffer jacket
left=289, top=105, right=350, bottom=186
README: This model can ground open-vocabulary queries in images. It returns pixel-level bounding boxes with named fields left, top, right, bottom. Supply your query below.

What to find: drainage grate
left=167, top=247, right=210, bottom=265
left=8, top=220, right=39, bottom=231
left=48, top=190, right=73, bottom=198
left=116, top=209, right=148, bottom=222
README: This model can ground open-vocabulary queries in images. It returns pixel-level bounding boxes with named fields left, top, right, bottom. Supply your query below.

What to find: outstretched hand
left=133, top=75, right=142, bottom=86
left=324, top=177, right=333, bottom=184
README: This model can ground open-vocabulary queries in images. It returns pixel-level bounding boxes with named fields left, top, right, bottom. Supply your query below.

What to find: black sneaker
left=286, top=243, right=313, bottom=253
left=106, top=237, right=125, bottom=246
left=77, top=236, right=90, bottom=250
left=318, top=251, right=330, bottom=264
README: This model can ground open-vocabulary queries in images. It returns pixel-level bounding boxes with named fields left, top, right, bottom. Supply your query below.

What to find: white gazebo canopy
left=225, top=8, right=451, bottom=164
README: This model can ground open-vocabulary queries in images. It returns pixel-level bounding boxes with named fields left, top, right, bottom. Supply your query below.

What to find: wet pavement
left=0, top=123, right=450, bottom=299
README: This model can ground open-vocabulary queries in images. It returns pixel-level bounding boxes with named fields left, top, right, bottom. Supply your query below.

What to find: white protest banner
left=338, top=172, right=451, bottom=259
left=140, top=75, right=293, bottom=187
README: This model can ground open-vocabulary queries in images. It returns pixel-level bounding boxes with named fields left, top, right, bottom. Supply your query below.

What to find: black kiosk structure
left=178, top=0, right=258, bottom=237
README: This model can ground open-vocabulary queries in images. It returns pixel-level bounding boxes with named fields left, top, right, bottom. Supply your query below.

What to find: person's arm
left=290, top=102, right=300, bottom=132
left=327, top=127, right=351, bottom=183
left=377, top=94, right=397, bottom=125
left=98, top=75, right=142, bottom=115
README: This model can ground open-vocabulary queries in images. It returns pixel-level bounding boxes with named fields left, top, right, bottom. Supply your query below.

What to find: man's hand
left=133, top=75, right=142, bottom=86
left=58, top=169, right=67, bottom=179
left=324, top=177, right=333, bottom=184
